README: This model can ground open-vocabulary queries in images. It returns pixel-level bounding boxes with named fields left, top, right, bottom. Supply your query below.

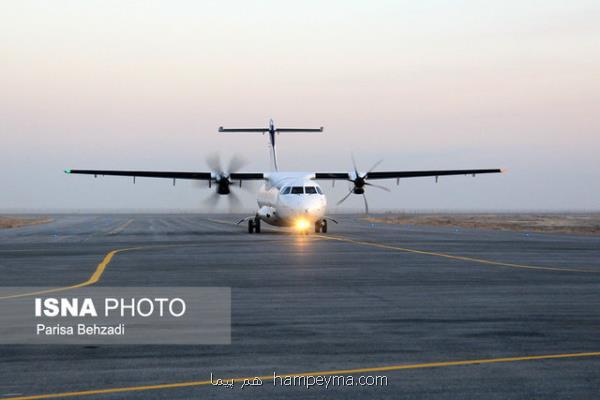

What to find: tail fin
left=219, top=120, right=323, bottom=171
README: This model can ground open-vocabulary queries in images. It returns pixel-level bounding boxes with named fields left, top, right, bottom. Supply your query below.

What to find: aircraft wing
left=314, top=169, right=502, bottom=180
left=65, top=169, right=265, bottom=180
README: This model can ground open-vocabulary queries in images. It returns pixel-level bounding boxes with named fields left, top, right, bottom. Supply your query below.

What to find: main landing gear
left=314, top=219, right=328, bottom=234
left=248, top=217, right=261, bottom=234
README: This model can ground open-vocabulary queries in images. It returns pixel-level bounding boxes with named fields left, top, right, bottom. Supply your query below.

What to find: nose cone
left=304, top=196, right=326, bottom=217
left=279, top=195, right=326, bottom=221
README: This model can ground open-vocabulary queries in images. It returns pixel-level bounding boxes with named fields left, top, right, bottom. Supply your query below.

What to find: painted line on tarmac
left=316, top=234, right=597, bottom=273
left=0, top=216, right=282, bottom=301
left=204, top=218, right=245, bottom=232
left=0, top=247, right=143, bottom=300
left=5, top=351, right=600, bottom=400
left=0, top=244, right=192, bottom=300
left=206, top=218, right=238, bottom=225
left=105, top=218, right=134, bottom=236
left=203, top=218, right=591, bottom=272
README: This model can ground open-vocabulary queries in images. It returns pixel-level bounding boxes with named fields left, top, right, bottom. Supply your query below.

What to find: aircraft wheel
left=314, top=221, right=321, bottom=233
left=248, top=219, right=255, bottom=234
left=255, top=217, right=261, bottom=233
left=322, top=220, right=328, bottom=233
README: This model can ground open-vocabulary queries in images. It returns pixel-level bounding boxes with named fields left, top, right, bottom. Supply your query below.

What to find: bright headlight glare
left=295, top=219, right=310, bottom=230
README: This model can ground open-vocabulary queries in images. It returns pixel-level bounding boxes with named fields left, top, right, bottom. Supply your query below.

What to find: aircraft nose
left=304, top=198, right=326, bottom=216
left=279, top=196, right=325, bottom=219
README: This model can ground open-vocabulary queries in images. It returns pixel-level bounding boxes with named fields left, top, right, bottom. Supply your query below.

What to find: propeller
left=200, top=153, right=248, bottom=212
left=337, top=155, right=390, bottom=214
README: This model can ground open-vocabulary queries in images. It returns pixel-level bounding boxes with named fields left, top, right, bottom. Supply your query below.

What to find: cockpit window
left=316, top=186, right=323, bottom=194
left=291, top=186, right=304, bottom=194
left=281, top=186, right=291, bottom=195
left=305, top=186, right=317, bottom=194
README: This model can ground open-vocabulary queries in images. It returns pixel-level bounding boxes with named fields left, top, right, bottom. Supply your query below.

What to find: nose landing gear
left=314, top=219, right=328, bottom=234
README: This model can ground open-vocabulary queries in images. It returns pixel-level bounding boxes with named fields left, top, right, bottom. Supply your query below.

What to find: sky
left=1, top=0, right=599, bottom=212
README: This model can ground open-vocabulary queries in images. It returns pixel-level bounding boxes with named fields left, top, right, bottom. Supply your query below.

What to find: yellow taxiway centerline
left=0, top=244, right=194, bottom=301
left=5, top=351, right=600, bottom=400
left=316, top=234, right=597, bottom=273
left=204, top=217, right=597, bottom=273
left=0, top=247, right=144, bottom=300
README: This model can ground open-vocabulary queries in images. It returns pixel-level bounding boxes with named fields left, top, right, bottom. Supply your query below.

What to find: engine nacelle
left=351, top=175, right=366, bottom=194
left=213, top=176, right=231, bottom=195
left=217, top=182, right=230, bottom=195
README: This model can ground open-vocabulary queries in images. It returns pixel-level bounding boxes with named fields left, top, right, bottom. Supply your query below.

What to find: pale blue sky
left=1, top=0, right=599, bottom=211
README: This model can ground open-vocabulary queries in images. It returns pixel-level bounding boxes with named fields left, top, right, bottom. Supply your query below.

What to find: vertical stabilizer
left=219, top=120, right=324, bottom=172
left=267, top=119, right=278, bottom=171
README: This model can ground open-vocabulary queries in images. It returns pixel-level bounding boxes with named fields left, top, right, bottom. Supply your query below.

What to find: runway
left=1, top=214, right=600, bottom=399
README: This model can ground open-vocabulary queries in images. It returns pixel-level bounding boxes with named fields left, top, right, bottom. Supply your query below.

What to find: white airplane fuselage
left=256, top=172, right=326, bottom=227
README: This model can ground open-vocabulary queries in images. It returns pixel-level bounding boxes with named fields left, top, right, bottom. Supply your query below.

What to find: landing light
left=295, top=219, right=310, bottom=231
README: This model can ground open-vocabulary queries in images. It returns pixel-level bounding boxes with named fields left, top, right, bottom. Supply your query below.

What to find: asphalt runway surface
left=1, top=214, right=600, bottom=399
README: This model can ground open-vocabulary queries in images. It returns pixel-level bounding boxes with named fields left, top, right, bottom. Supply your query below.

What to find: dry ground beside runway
left=366, top=213, right=600, bottom=235
left=0, top=216, right=52, bottom=229
left=1, top=214, right=600, bottom=399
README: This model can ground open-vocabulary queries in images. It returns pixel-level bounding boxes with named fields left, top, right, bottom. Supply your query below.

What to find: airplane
left=65, top=120, right=503, bottom=234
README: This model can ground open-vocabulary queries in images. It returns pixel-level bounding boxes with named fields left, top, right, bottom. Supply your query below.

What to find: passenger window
left=281, top=187, right=291, bottom=195
left=316, top=186, right=323, bottom=194
left=305, top=186, right=317, bottom=194
left=291, top=186, right=304, bottom=194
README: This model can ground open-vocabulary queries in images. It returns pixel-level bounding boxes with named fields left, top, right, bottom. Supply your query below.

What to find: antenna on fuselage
left=218, top=120, right=323, bottom=172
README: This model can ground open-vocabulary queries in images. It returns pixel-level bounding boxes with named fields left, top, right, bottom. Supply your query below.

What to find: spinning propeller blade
left=337, top=155, right=390, bottom=214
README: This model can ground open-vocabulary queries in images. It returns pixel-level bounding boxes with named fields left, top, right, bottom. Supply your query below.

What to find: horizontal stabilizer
left=276, top=127, right=323, bottom=133
left=219, top=127, right=323, bottom=133
left=219, top=127, right=267, bottom=133
left=218, top=120, right=323, bottom=171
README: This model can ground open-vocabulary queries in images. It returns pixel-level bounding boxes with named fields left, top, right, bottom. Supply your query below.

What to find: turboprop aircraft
left=65, top=120, right=502, bottom=234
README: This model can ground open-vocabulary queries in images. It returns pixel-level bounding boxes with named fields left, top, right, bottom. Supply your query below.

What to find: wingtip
left=500, top=168, right=508, bottom=173
left=64, top=169, right=71, bottom=174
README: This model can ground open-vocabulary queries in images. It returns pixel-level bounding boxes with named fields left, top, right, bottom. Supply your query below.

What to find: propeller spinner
left=202, top=153, right=247, bottom=211
left=337, top=155, right=390, bottom=214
